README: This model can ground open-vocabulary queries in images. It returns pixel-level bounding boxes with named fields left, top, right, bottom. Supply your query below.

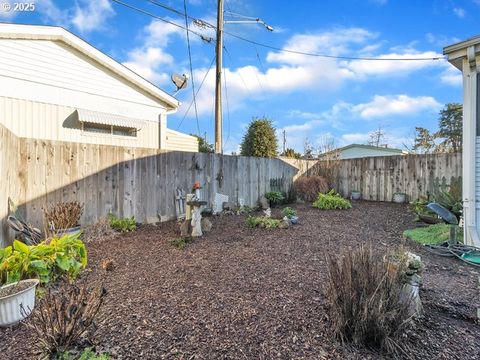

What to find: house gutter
left=444, top=42, right=480, bottom=247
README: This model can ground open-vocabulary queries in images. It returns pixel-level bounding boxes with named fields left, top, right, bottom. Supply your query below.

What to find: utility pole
left=283, top=130, right=286, bottom=154
left=213, top=5, right=272, bottom=154
left=214, top=0, right=224, bottom=154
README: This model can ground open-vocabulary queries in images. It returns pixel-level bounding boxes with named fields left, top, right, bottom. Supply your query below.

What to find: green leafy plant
left=0, top=233, right=87, bottom=285
left=246, top=216, right=281, bottom=229
left=170, top=237, right=192, bottom=250
left=108, top=214, right=137, bottom=233
left=313, top=189, right=352, bottom=210
left=264, top=191, right=285, bottom=206
left=56, top=347, right=110, bottom=360
left=282, top=207, right=297, bottom=219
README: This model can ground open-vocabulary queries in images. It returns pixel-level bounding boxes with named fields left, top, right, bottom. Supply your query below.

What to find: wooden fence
left=282, top=153, right=462, bottom=202
left=0, top=124, right=298, bottom=247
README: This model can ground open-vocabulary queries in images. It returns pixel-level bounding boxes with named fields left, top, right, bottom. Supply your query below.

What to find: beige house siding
left=166, top=129, right=199, bottom=152
left=0, top=97, right=162, bottom=148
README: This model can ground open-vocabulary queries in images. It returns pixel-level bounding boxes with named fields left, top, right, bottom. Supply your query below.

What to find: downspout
left=463, top=46, right=480, bottom=246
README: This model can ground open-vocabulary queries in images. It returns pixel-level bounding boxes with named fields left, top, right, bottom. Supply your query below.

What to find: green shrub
left=282, top=207, right=297, bottom=219
left=108, top=214, right=137, bottom=232
left=313, top=190, right=352, bottom=210
left=0, top=233, right=87, bottom=285
left=264, top=191, right=284, bottom=206
left=246, top=216, right=281, bottom=229
left=170, top=237, right=192, bottom=250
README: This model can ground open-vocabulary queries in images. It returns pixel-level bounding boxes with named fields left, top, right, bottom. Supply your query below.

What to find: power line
left=183, top=0, right=201, bottom=135
left=223, top=45, right=252, bottom=96
left=177, top=55, right=216, bottom=130
left=141, top=0, right=446, bottom=62
left=111, top=0, right=212, bottom=41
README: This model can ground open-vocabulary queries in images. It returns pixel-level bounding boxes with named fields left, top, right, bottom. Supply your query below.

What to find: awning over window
left=76, top=109, right=146, bottom=129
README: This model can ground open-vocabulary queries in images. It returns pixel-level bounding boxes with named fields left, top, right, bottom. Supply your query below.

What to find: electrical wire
left=177, top=55, right=216, bottom=130
left=183, top=0, right=201, bottom=135
left=223, top=45, right=252, bottom=96
left=111, top=0, right=212, bottom=41
left=141, top=0, right=446, bottom=61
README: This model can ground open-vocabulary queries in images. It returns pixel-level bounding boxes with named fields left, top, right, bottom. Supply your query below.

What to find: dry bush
left=23, top=281, right=106, bottom=356
left=293, top=176, right=329, bottom=202
left=82, top=217, right=117, bottom=244
left=325, top=246, right=412, bottom=356
left=43, top=201, right=84, bottom=232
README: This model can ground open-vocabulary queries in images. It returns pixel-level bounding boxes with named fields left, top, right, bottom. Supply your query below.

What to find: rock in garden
left=179, top=220, right=190, bottom=237
left=102, top=259, right=116, bottom=271
left=279, top=219, right=290, bottom=229
left=259, top=196, right=269, bottom=210
left=201, top=218, right=213, bottom=232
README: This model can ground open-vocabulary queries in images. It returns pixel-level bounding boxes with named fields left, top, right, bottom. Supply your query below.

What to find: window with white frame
left=82, top=122, right=137, bottom=137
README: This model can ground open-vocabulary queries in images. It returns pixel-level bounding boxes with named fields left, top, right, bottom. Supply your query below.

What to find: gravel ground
left=1, top=201, right=479, bottom=359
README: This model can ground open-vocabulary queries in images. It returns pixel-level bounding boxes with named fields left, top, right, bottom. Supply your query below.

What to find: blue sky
left=1, top=0, right=476, bottom=153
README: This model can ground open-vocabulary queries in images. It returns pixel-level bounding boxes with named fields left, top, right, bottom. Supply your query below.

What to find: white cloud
left=440, top=66, right=462, bottom=86
left=71, top=0, right=115, bottom=33
left=121, top=19, right=187, bottom=86
left=370, top=0, right=388, bottom=5
left=345, top=51, right=444, bottom=78
left=123, top=47, right=173, bottom=84
left=341, top=133, right=371, bottom=143
left=352, top=94, right=442, bottom=119
left=453, top=7, right=465, bottom=18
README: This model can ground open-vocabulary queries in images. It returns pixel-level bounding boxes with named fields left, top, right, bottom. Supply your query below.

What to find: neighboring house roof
left=319, top=144, right=407, bottom=158
left=0, top=23, right=180, bottom=110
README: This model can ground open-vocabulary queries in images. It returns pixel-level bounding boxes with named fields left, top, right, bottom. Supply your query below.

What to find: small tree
left=281, top=148, right=302, bottom=159
left=191, top=134, right=214, bottom=153
left=368, top=126, right=386, bottom=147
left=435, top=103, right=462, bottom=153
left=413, top=127, right=435, bottom=154
left=240, top=117, right=278, bottom=157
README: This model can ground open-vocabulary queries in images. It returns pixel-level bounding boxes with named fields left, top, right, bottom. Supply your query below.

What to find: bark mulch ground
left=1, top=201, right=479, bottom=359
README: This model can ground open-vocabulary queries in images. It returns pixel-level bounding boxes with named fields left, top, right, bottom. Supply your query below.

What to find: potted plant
left=264, top=191, right=285, bottom=207
left=282, top=207, right=298, bottom=224
left=393, top=192, right=407, bottom=204
left=351, top=190, right=361, bottom=200
left=0, top=278, right=39, bottom=326
left=43, top=201, right=84, bottom=236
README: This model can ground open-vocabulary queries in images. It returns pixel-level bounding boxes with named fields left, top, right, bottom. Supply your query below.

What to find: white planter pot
left=52, top=226, right=81, bottom=237
left=351, top=191, right=361, bottom=200
left=393, top=193, right=407, bottom=204
left=0, top=279, right=39, bottom=327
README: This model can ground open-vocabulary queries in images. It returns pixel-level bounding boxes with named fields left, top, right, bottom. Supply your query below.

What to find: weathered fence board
left=281, top=153, right=462, bottom=202
left=0, top=124, right=297, bottom=247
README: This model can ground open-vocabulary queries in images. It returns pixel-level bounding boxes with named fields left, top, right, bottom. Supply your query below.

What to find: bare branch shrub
left=325, top=246, right=412, bottom=356
left=23, top=282, right=106, bottom=356
left=293, top=176, right=329, bottom=202
left=82, top=217, right=117, bottom=244
left=43, top=201, right=84, bottom=233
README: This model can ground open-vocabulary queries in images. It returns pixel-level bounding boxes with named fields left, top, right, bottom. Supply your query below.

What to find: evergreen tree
left=240, top=117, right=278, bottom=157
left=435, top=103, right=463, bottom=153
left=191, top=134, right=214, bottom=153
